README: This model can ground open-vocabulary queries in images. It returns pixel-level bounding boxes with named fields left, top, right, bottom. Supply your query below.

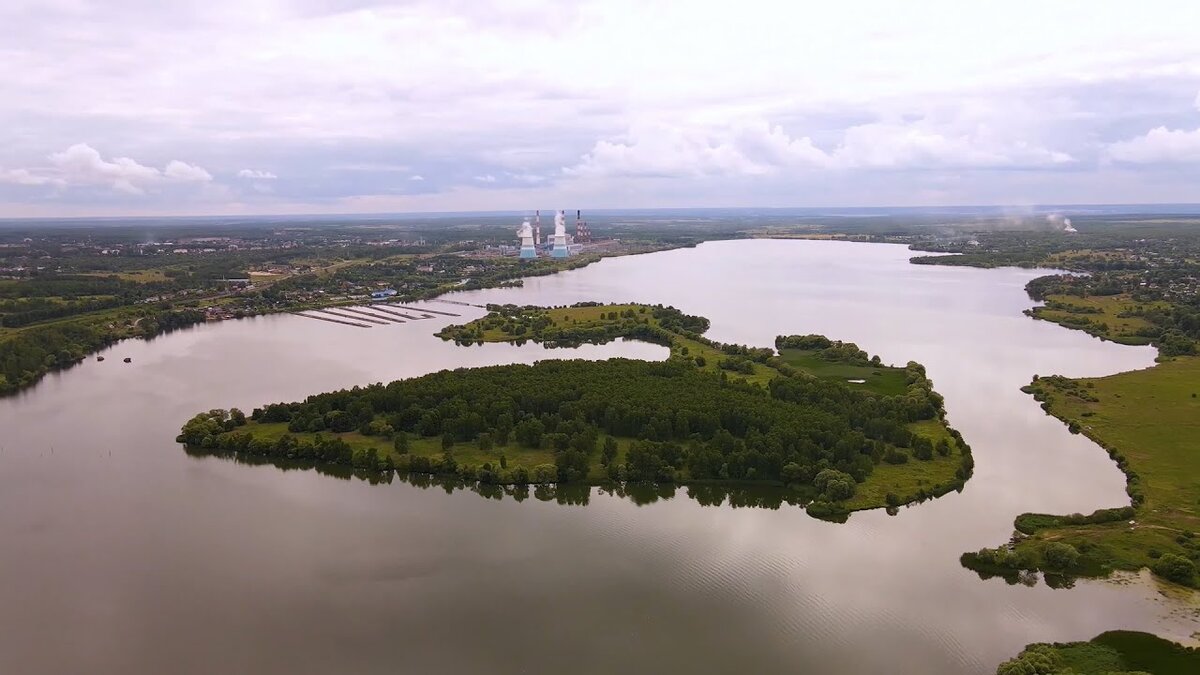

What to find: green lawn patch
left=778, top=348, right=908, bottom=396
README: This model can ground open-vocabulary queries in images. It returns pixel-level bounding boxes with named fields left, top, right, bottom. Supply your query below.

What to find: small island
left=179, top=302, right=973, bottom=518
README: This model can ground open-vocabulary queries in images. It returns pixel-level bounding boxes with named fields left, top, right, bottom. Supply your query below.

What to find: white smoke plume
left=1045, top=214, right=1078, bottom=233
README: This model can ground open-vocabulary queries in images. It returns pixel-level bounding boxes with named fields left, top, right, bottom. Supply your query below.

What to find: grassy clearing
left=844, top=420, right=964, bottom=510
left=997, top=356, right=1200, bottom=587
left=1030, top=293, right=1166, bottom=346
left=778, top=348, right=908, bottom=396
left=80, top=269, right=171, bottom=283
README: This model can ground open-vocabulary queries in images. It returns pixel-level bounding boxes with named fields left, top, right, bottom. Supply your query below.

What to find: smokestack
left=535, top=210, right=541, bottom=245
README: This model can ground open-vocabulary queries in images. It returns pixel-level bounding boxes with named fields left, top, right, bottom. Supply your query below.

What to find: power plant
left=550, top=210, right=569, bottom=258
left=517, top=218, right=537, bottom=259
left=514, top=209, right=594, bottom=260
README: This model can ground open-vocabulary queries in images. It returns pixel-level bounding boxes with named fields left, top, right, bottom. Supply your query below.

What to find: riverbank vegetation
left=994, top=630, right=1200, bottom=675
left=180, top=303, right=972, bottom=518
left=927, top=223, right=1200, bottom=589
left=964, top=356, right=1200, bottom=588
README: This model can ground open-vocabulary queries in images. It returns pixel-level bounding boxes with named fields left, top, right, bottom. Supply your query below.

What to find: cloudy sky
left=1, top=0, right=1199, bottom=217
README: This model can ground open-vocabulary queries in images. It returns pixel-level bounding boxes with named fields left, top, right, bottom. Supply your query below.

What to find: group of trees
left=775, top=334, right=882, bottom=367
left=177, top=408, right=390, bottom=471
left=0, top=307, right=207, bottom=395
left=437, top=302, right=709, bottom=349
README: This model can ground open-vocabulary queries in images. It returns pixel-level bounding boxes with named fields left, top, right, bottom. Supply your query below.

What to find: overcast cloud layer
left=1, top=0, right=1199, bottom=217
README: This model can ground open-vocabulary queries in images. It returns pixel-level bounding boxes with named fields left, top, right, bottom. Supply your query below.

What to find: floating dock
left=338, top=306, right=404, bottom=323
left=292, top=311, right=370, bottom=328
left=368, top=305, right=424, bottom=320
left=390, top=304, right=460, bottom=317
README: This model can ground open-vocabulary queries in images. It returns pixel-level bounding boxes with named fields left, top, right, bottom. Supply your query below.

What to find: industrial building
left=518, top=218, right=537, bottom=259
left=516, top=209, right=592, bottom=260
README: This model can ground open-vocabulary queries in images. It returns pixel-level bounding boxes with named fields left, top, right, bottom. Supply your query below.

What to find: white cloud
left=566, top=118, right=1073, bottom=178
left=237, top=168, right=277, bottom=179
left=166, top=160, right=213, bottom=182
left=409, top=174, right=425, bottom=181
left=830, top=122, right=1074, bottom=169
left=1107, top=126, right=1200, bottom=164
left=0, top=1, right=1198, bottom=213
left=0, top=168, right=65, bottom=187
left=43, top=143, right=212, bottom=194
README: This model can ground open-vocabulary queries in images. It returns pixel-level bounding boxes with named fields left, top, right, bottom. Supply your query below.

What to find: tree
left=514, top=418, right=544, bottom=448
left=601, top=437, right=618, bottom=466
left=1042, top=542, right=1079, bottom=570
left=780, top=462, right=805, bottom=484
left=531, top=464, right=557, bottom=484
left=994, top=644, right=1065, bottom=675
left=813, top=468, right=856, bottom=501
left=1152, top=553, right=1196, bottom=584
left=477, top=432, right=494, bottom=452
left=393, top=432, right=409, bottom=454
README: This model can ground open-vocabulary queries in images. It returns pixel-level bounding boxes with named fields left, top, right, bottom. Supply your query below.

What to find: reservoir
left=0, top=239, right=1192, bottom=674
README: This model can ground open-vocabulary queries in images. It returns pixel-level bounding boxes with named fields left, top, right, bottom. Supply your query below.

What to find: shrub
left=1152, top=553, right=1196, bottom=584
left=1042, top=542, right=1080, bottom=570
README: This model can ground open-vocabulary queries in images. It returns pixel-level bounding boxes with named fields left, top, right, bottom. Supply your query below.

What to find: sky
left=1, top=0, right=1199, bottom=217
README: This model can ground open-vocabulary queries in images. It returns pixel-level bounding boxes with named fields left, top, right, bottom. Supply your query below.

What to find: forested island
left=179, top=303, right=973, bottom=519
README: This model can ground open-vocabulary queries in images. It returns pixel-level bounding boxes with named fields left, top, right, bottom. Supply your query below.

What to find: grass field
left=1030, top=293, right=1165, bottom=346
left=1006, top=356, right=1200, bottom=586
left=79, top=269, right=171, bottom=283
left=778, top=348, right=909, bottom=396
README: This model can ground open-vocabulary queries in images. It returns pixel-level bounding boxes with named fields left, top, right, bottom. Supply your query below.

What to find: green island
left=993, top=630, right=1200, bottom=675
left=178, top=302, right=973, bottom=519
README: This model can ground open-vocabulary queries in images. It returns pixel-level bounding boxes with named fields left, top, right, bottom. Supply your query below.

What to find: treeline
left=1, top=296, right=129, bottom=327
left=775, top=334, right=882, bottom=367
left=0, top=308, right=206, bottom=395
left=180, top=353, right=969, bottom=508
left=438, top=303, right=710, bottom=348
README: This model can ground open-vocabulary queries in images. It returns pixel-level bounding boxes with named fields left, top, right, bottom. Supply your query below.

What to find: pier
left=318, top=308, right=389, bottom=325
left=390, top=304, right=459, bottom=317
left=291, top=312, right=370, bottom=328
left=338, top=306, right=405, bottom=323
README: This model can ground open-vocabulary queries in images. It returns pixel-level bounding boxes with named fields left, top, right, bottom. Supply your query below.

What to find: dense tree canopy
left=181, top=347, right=969, bottom=507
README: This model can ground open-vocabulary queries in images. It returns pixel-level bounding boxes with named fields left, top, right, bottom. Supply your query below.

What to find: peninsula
left=178, top=302, right=973, bottom=518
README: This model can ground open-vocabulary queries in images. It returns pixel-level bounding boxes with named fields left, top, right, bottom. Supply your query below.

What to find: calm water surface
left=1, top=240, right=1193, bottom=674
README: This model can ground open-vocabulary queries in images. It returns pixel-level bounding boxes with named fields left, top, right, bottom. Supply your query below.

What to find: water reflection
left=3, top=239, right=1194, bottom=675
left=183, top=444, right=968, bottom=520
